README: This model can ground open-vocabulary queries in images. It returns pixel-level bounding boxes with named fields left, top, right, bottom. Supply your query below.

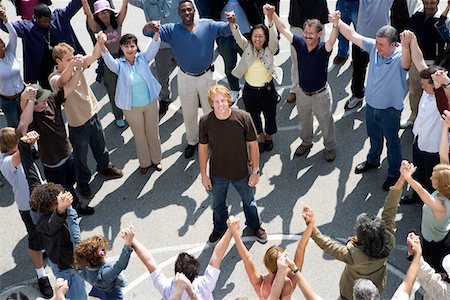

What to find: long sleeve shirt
left=417, top=257, right=450, bottom=300
left=0, top=21, right=24, bottom=97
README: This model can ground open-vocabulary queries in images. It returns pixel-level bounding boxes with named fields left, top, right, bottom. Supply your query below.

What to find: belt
left=301, top=85, right=327, bottom=96
left=0, top=91, right=23, bottom=100
left=180, top=65, right=214, bottom=77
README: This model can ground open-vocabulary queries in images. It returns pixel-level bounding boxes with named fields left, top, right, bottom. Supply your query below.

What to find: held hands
left=406, top=232, right=422, bottom=257
left=263, top=3, right=276, bottom=17
left=399, top=160, right=416, bottom=180
left=0, top=5, right=8, bottom=23
left=302, top=205, right=315, bottom=227
left=56, top=191, right=73, bottom=213
left=328, top=11, right=341, bottom=26
left=20, top=131, right=40, bottom=145
left=54, top=278, right=69, bottom=300
left=399, top=30, right=414, bottom=47
left=431, top=69, right=450, bottom=88
left=226, top=215, right=241, bottom=235
left=24, top=85, right=37, bottom=101
left=121, top=224, right=135, bottom=246
left=226, top=11, right=236, bottom=25
left=95, top=31, right=107, bottom=45
left=144, top=21, right=160, bottom=32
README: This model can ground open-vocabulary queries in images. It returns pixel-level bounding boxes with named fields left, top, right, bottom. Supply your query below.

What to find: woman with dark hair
left=81, top=0, right=128, bottom=127
left=99, top=30, right=163, bottom=174
left=307, top=169, right=406, bottom=299
left=228, top=4, right=282, bottom=153
left=400, top=161, right=450, bottom=273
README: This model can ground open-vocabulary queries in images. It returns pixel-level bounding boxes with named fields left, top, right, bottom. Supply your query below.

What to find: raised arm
left=399, top=30, right=412, bottom=70
left=81, top=0, right=97, bottom=33
left=82, top=33, right=103, bottom=68
left=18, top=86, right=37, bottom=135
left=395, top=233, right=422, bottom=296
left=132, top=237, right=158, bottom=273
left=117, top=0, right=129, bottom=25
left=325, top=11, right=340, bottom=52
left=272, top=10, right=293, bottom=44
left=227, top=216, right=263, bottom=290
left=61, top=0, right=83, bottom=20
left=209, top=229, right=232, bottom=269
left=335, top=13, right=363, bottom=49
left=409, top=32, right=427, bottom=71
left=294, top=206, right=315, bottom=272
left=228, top=12, right=250, bottom=51
left=400, top=161, right=446, bottom=218
left=440, top=110, right=450, bottom=164
left=381, top=175, right=405, bottom=234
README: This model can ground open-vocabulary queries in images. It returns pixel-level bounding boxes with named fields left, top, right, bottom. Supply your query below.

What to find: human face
left=423, top=0, right=439, bottom=18
left=421, top=78, right=435, bottom=95
left=97, top=10, right=112, bottom=26
left=251, top=28, right=266, bottom=51
left=212, top=93, right=231, bottom=119
left=34, top=99, right=48, bottom=112
left=57, top=52, right=74, bottom=71
left=303, top=25, right=321, bottom=47
left=375, top=37, right=396, bottom=58
left=179, top=2, right=195, bottom=25
left=120, top=42, right=138, bottom=63
left=0, top=39, right=5, bottom=58
left=35, top=16, right=51, bottom=29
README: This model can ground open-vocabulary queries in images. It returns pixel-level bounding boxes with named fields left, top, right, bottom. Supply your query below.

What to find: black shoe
left=382, top=176, right=399, bottom=191
left=400, top=195, right=422, bottom=205
left=208, top=231, right=225, bottom=246
left=77, top=182, right=92, bottom=198
left=258, top=142, right=265, bottom=153
left=354, top=161, right=379, bottom=174
left=38, top=276, right=53, bottom=299
left=159, top=101, right=170, bottom=115
left=76, top=203, right=95, bottom=215
left=247, top=227, right=268, bottom=244
left=264, top=140, right=273, bottom=152
left=184, top=144, right=198, bottom=159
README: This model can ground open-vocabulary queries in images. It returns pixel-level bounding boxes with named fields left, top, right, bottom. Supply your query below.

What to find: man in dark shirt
left=199, top=85, right=266, bottom=245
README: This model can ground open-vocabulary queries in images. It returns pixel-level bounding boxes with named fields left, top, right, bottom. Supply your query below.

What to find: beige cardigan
left=230, top=22, right=283, bottom=85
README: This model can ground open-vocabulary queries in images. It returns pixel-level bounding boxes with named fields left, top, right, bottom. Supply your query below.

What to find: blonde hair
left=207, top=84, right=232, bottom=108
left=433, top=164, right=450, bottom=199
left=0, top=127, right=19, bottom=153
left=263, top=245, right=285, bottom=274
left=52, top=42, right=74, bottom=62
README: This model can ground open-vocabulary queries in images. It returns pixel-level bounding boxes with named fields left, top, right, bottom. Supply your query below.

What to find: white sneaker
left=400, top=119, right=413, bottom=129
left=231, top=90, right=240, bottom=103
left=345, top=97, right=363, bottom=109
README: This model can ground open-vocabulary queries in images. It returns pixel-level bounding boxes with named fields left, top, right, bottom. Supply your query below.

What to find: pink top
left=20, top=0, right=40, bottom=20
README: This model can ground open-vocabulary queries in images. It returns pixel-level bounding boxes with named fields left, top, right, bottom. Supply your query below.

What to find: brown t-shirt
left=49, top=68, right=99, bottom=127
left=199, top=108, right=257, bottom=181
left=30, top=88, right=72, bottom=165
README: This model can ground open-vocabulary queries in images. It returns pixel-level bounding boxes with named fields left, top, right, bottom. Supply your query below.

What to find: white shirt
left=150, top=264, right=220, bottom=300
left=0, top=153, right=31, bottom=211
left=412, top=92, right=442, bottom=153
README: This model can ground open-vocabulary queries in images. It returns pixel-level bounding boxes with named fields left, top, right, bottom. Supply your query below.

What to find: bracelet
left=292, top=268, right=299, bottom=274
left=27, top=99, right=36, bottom=104
left=332, top=24, right=339, bottom=29
left=74, top=67, right=84, bottom=72
left=443, top=82, right=450, bottom=89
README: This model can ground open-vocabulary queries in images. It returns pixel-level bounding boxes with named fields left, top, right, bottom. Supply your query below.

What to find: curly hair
left=432, top=164, right=450, bottom=199
left=74, top=235, right=108, bottom=269
left=174, top=252, right=199, bottom=282
left=29, top=183, right=64, bottom=213
left=263, top=245, right=285, bottom=274
left=355, top=213, right=392, bottom=259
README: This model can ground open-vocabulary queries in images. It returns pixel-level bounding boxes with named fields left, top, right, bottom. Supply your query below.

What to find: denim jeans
left=365, top=105, right=402, bottom=178
left=68, top=115, right=109, bottom=184
left=211, top=177, right=261, bottom=233
left=48, top=259, right=87, bottom=300
left=43, top=155, right=80, bottom=208
left=336, top=0, right=359, bottom=58
left=0, top=95, right=20, bottom=127
left=89, top=286, right=123, bottom=300
left=217, top=36, right=243, bottom=91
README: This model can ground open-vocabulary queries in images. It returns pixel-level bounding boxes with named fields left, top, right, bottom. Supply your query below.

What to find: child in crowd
left=81, top=0, right=128, bottom=128
left=0, top=129, right=52, bottom=298
left=73, top=226, right=134, bottom=299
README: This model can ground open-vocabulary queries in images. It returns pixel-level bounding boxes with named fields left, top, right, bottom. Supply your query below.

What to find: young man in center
left=198, top=84, right=266, bottom=245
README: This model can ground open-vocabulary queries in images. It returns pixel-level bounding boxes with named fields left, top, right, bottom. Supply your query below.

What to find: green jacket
left=311, top=188, right=402, bottom=299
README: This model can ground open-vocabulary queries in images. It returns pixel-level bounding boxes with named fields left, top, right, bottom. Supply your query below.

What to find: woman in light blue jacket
left=100, top=30, right=162, bottom=174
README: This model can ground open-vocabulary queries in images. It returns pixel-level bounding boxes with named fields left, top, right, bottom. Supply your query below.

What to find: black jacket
left=209, top=0, right=263, bottom=26
left=288, top=0, right=329, bottom=28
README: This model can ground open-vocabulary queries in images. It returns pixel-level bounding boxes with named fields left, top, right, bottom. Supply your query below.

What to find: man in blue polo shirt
left=336, top=13, right=411, bottom=190
left=272, top=6, right=339, bottom=162
left=143, top=0, right=232, bottom=159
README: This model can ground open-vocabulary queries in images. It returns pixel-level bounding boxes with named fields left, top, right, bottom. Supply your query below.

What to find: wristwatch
left=252, top=170, right=260, bottom=176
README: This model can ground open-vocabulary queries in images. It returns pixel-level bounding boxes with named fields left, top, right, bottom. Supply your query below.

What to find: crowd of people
left=1, top=0, right=450, bottom=299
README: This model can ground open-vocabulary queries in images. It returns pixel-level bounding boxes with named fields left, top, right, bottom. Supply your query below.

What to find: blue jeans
left=89, top=286, right=123, bottom=300
left=217, top=36, right=243, bottom=91
left=68, top=115, right=109, bottom=184
left=336, top=0, right=359, bottom=58
left=48, top=259, right=87, bottom=300
left=211, top=177, right=261, bottom=233
left=0, top=95, right=20, bottom=127
left=365, top=105, right=402, bottom=178
left=43, top=155, right=80, bottom=208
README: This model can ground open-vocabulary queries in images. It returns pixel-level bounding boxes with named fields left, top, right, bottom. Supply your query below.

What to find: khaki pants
left=123, top=101, right=162, bottom=168
left=296, top=86, right=336, bottom=150
left=177, top=69, right=215, bottom=145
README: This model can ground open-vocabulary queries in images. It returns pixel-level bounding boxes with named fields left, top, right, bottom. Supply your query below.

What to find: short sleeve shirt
left=362, top=38, right=408, bottom=110
left=0, top=153, right=30, bottom=211
left=30, top=88, right=72, bottom=165
left=150, top=264, right=220, bottom=300
left=199, top=109, right=257, bottom=180
left=292, top=34, right=330, bottom=93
